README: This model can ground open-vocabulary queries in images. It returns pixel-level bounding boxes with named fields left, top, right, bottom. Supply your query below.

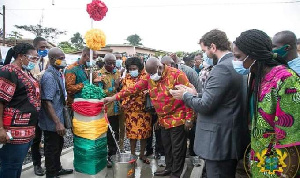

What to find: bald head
left=161, top=56, right=175, bottom=67
left=104, top=53, right=116, bottom=62
left=273, top=31, right=297, bottom=49
left=273, top=31, right=298, bottom=61
left=48, top=47, right=65, bottom=64
left=146, top=57, right=164, bottom=75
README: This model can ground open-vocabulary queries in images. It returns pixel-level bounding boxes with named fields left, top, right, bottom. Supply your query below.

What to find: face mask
left=116, top=59, right=123, bottom=68
left=287, top=58, right=300, bottom=74
left=54, top=59, right=67, bottom=69
left=199, top=64, right=204, bottom=70
left=129, top=70, right=139, bottom=78
left=272, top=44, right=289, bottom=58
left=38, top=49, right=48, bottom=58
left=22, top=61, right=36, bottom=71
left=232, top=55, right=255, bottom=75
left=203, top=53, right=213, bottom=66
left=150, top=72, right=161, bottom=81
left=86, top=61, right=96, bottom=67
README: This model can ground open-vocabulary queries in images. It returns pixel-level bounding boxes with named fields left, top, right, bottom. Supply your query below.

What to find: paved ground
left=21, top=148, right=197, bottom=178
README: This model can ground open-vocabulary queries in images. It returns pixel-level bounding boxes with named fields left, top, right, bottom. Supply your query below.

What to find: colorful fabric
left=250, top=65, right=300, bottom=177
left=73, top=118, right=108, bottom=140
left=0, top=64, right=40, bottom=144
left=121, top=71, right=152, bottom=139
left=65, top=61, right=88, bottom=107
left=72, top=101, right=104, bottom=116
left=98, top=67, right=120, bottom=117
left=73, top=135, right=107, bottom=175
left=116, top=66, right=194, bottom=129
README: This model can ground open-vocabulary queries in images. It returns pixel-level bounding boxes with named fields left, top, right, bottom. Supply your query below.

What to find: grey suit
left=183, top=53, right=249, bottom=177
left=178, top=64, right=202, bottom=93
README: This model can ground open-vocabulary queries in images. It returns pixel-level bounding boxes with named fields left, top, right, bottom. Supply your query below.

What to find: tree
left=175, top=51, right=185, bottom=58
left=57, top=41, right=76, bottom=54
left=126, top=34, right=142, bottom=46
left=14, top=24, right=66, bottom=42
left=70, top=32, right=84, bottom=51
left=7, top=31, right=23, bottom=45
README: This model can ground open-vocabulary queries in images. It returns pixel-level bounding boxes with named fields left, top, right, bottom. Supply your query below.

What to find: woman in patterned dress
left=232, top=29, right=299, bottom=177
left=0, top=43, right=41, bottom=178
left=121, top=57, right=152, bottom=164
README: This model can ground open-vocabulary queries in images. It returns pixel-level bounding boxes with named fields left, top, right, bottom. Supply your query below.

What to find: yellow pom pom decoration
left=85, top=29, right=106, bottom=51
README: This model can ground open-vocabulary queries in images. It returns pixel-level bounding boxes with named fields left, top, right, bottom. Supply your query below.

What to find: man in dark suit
left=170, top=29, right=249, bottom=178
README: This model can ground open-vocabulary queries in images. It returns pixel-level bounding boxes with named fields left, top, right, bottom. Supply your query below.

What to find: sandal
left=139, top=157, right=150, bottom=164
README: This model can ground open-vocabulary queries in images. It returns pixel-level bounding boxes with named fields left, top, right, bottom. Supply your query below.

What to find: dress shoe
left=107, top=160, right=113, bottom=168
left=145, top=150, right=153, bottom=157
left=57, top=168, right=73, bottom=176
left=154, top=169, right=171, bottom=176
left=34, top=165, right=45, bottom=176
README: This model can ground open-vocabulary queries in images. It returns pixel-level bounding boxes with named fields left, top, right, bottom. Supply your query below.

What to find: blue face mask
left=287, top=57, right=300, bottom=74
left=22, top=61, right=36, bottom=71
left=86, top=61, right=96, bottom=67
left=116, top=60, right=123, bottom=68
left=203, top=53, right=213, bottom=66
left=38, top=49, right=48, bottom=58
left=272, top=44, right=289, bottom=58
left=232, top=55, right=254, bottom=75
left=129, top=70, right=139, bottom=78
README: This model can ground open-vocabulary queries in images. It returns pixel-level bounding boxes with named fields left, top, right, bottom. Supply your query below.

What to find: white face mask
left=150, top=72, right=161, bottom=81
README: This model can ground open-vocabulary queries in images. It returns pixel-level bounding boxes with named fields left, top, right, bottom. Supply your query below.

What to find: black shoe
left=154, top=169, right=171, bottom=176
left=107, top=160, right=113, bottom=168
left=57, top=168, right=73, bottom=176
left=145, top=150, right=153, bottom=157
left=34, top=165, right=45, bottom=176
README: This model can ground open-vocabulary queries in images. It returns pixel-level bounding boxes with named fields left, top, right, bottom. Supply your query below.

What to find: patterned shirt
left=116, top=66, right=194, bottom=129
left=121, top=70, right=147, bottom=111
left=39, top=66, right=65, bottom=131
left=65, top=61, right=88, bottom=107
left=98, top=67, right=120, bottom=117
left=250, top=65, right=300, bottom=177
left=0, top=64, right=41, bottom=144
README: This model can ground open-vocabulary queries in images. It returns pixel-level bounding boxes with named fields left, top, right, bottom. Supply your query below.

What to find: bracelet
left=186, top=120, right=192, bottom=123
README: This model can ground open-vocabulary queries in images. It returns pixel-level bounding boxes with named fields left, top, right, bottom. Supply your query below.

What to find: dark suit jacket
left=183, top=53, right=250, bottom=161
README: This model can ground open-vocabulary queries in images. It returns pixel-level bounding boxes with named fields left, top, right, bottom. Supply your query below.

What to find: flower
left=86, top=0, right=108, bottom=21
left=85, top=29, right=106, bottom=51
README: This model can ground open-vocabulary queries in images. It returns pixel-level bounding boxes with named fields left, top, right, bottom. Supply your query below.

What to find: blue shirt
left=288, top=57, right=300, bottom=75
left=39, top=66, right=65, bottom=131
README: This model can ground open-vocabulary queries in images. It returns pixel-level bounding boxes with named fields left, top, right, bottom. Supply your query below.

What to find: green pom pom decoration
left=82, top=83, right=106, bottom=99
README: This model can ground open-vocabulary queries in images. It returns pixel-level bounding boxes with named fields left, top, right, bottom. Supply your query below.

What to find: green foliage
left=175, top=51, right=185, bottom=58
left=154, top=51, right=167, bottom=58
left=7, top=31, right=23, bottom=45
left=126, top=34, right=142, bottom=46
left=57, top=41, right=76, bottom=53
left=14, top=24, right=66, bottom=42
left=71, top=32, right=84, bottom=51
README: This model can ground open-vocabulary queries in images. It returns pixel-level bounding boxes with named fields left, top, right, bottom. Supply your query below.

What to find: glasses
left=25, top=55, right=40, bottom=62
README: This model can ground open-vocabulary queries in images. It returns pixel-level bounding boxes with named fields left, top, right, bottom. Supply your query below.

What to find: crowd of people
left=0, top=29, right=299, bottom=178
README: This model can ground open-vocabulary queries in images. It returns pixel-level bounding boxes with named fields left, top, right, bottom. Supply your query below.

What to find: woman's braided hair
left=234, top=29, right=287, bottom=134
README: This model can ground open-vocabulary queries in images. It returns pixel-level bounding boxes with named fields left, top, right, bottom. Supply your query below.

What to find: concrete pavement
left=21, top=148, right=196, bottom=178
